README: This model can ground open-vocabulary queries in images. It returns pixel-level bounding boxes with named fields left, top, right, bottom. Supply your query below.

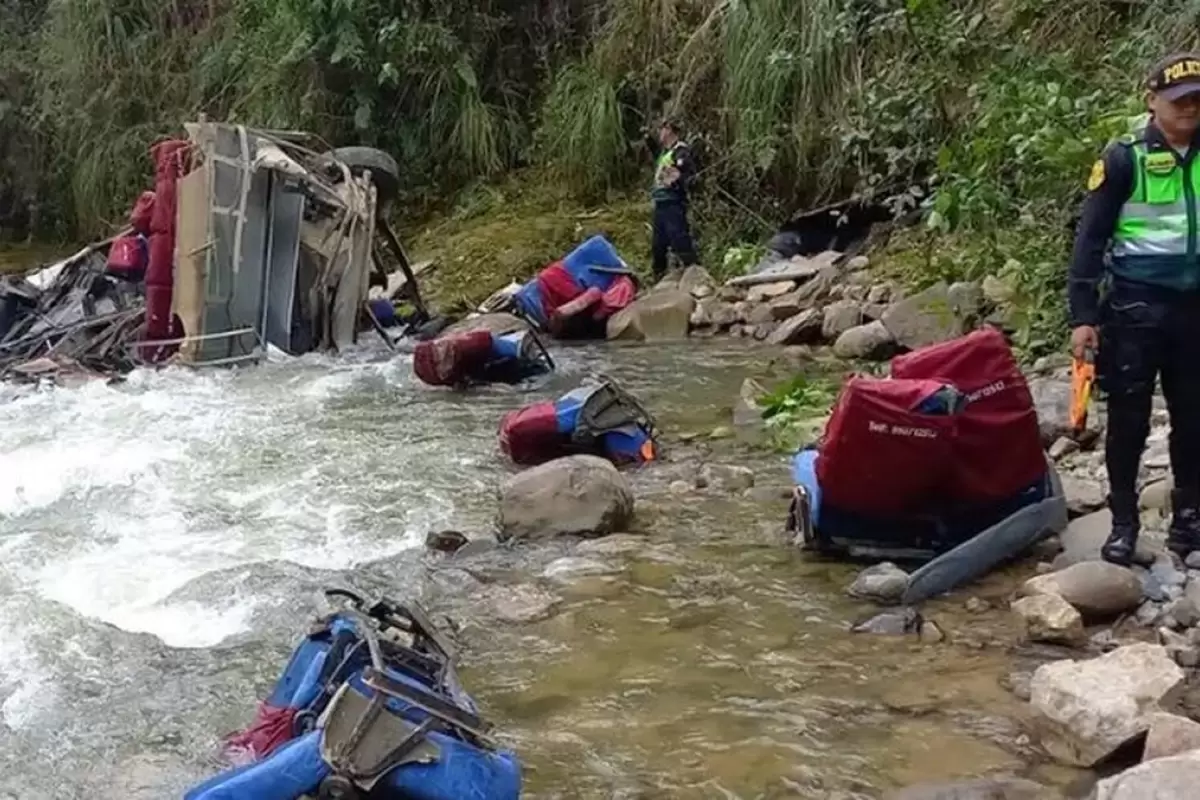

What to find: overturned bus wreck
left=0, top=120, right=428, bottom=383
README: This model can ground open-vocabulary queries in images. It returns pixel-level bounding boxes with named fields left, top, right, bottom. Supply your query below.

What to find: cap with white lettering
left=1147, top=52, right=1200, bottom=101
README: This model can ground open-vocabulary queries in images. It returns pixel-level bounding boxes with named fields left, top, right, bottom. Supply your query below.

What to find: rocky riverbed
left=541, top=248, right=1200, bottom=798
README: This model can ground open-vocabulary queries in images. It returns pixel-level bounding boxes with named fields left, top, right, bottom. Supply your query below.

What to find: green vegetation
left=759, top=374, right=839, bottom=454
left=3, top=0, right=1200, bottom=349
left=404, top=173, right=651, bottom=309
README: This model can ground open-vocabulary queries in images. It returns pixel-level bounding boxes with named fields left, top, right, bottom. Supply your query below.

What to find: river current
left=0, top=338, right=1067, bottom=798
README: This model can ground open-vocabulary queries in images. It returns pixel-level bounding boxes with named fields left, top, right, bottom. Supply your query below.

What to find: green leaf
left=378, top=62, right=399, bottom=86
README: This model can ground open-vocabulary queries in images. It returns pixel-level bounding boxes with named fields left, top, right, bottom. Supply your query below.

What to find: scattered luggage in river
left=412, top=327, right=554, bottom=388
left=499, top=377, right=659, bottom=466
left=499, top=235, right=638, bottom=340
left=185, top=589, right=521, bottom=800
left=784, top=327, right=1069, bottom=602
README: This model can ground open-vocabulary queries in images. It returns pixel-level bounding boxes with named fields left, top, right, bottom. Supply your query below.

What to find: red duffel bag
left=413, top=330, right=494, bottom=387
left=816, top=376, right=959, bottom=518
left=499, top=402, right=562, bottom=465
left=890, top=327, right=1044, bottom=505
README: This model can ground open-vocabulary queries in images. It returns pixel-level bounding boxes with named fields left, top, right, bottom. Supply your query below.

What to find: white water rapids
left=0, top=339, right=771, bottom=798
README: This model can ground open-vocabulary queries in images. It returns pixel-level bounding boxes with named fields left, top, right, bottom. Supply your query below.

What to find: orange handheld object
left=1069, top=350, right=1096, bottom=433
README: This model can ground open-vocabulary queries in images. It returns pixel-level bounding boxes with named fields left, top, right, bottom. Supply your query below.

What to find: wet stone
left=425, top=529, right=469, bottom=553
left=918, top=619, right=945, bottom=644
left=851, top=606, right=923, bottom=636
left=965, top=597, right=991, bottom=613
left=847, top=562, right=909, bottom=604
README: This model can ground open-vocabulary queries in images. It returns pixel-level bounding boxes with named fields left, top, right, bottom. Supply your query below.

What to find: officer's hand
left=1070, top=325, right=1098, bottom=361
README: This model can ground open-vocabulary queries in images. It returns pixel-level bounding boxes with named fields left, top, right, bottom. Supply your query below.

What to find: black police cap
left=1147, top=52, right=1200, bottom=101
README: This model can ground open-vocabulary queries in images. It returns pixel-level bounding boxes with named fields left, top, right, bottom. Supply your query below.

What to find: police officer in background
left=1068, top=52, right=1200, bottom=566
left=646, top=118, right=699, bottom=279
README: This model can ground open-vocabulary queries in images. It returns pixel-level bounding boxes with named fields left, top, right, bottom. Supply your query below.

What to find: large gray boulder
left=498, top=455, right=635, bottom=541
left=1029, top=643, right=1184, bottom=767
left=833, top=320, right=897, bottom=360
left=1091, top=750, right=1200, bottom=799
left=881, top=282, right=969, bottom=350
left=606, top=290, right=695, bottom=342
left=1020, top=561, right=1144, bottom=619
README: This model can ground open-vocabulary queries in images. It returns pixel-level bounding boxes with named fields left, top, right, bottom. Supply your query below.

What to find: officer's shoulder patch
left=1087, top=158, right=1106, bottom=191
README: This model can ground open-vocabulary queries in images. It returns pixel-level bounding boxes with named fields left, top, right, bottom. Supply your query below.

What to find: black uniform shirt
left=1067, top=123, right=1200, bottom=326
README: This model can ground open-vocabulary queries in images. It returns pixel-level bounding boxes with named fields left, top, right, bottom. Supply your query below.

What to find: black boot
left=1101, top=494, right=1139, bottom=567
left=1167, top=489, right=1200, bottom=560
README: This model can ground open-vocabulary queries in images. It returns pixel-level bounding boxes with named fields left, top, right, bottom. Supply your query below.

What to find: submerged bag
left=413, top=329, right=552, bottom=387
left=498, top=401, right=561, bottom=466
left=189, top=595, right=522, bottom=800
left=413, top=330, right=494, bottom=387
left=498, top=380, right=658, bottom=466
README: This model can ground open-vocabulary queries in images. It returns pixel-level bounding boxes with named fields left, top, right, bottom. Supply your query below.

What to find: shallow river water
left=0, top=337, right=1078, bottom=799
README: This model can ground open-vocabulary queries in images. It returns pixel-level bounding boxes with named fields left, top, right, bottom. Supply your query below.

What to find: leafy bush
left=759, top=374, right=838, bottom=454
left=7, top=0, right=1200, bottom=359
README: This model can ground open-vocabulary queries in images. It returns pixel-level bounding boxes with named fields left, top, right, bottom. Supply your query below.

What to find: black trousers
left=651, top=201, right=698, bottom=278
left=1097, top=280, right=1200, bottom=521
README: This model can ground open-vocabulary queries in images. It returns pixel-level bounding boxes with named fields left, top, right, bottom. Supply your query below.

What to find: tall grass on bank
left=536, top=61, right=629, bottom=198
left=11, top=0, right=1200, bottom=356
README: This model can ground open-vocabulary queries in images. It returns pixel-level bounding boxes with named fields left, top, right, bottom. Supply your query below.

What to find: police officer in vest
left=647, top=118, right=699, bottom=279
left=1068, top=52, right=1200, bottom=566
